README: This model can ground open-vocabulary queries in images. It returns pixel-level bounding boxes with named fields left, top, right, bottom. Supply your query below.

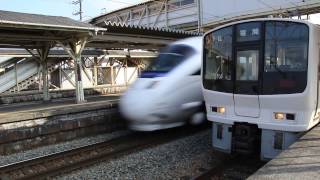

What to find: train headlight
left=274, top=112, right=285, bottom=120
left=212, top=106, right=225, bottom=114
left=217, top=107, right=226, bottom=114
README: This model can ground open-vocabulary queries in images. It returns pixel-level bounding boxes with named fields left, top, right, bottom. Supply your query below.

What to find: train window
left=264, top=22, right=308, bottom=72
left=203, top=26, right=233, bottom=92
left=181, top=0, right=194, bottom=6
left=145, top=45, right=195, bottom=72
left=236, top=50, right=259, bottom=81
left=236, top=22, right=261, bottom=42
left=170, top=0, right=194, bottom=7
left=204, top=26, right=232, bottom=80
left=263, top=21, right=309, bottom=94
left=191, top=69, right=201, bottom=76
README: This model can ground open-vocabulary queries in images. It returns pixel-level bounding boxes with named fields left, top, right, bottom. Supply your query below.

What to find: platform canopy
left=0, top=9, right=199, bottom=103
left=0, top=9, right=200, bottom=50
left=0, top=10, right=106, bottom=103
left=89, top=21, right=201, bottom=50
left=0, top=10, right=104, bottom=49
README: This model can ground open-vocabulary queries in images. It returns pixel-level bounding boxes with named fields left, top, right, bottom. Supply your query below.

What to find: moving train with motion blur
left=120, top=37, right=205, bottom=131
left=202, top=18, right=320, bottom=160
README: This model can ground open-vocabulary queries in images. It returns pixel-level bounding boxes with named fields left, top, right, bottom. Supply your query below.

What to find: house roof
left=0, top=10, right=100, bottom=31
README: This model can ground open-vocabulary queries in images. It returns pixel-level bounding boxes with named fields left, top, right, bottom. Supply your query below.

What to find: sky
left=0, top=0, right=320, bottom=23
left=0, top=0, right=147, bottom=21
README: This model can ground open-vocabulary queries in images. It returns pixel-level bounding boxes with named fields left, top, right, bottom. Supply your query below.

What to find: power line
left=106, top=0, right=137, bottom=5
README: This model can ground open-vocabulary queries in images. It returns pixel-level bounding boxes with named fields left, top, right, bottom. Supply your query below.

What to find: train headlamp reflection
left=274, top=112, right=295, bottom=120
left=274, top=112, right=285, bottom=120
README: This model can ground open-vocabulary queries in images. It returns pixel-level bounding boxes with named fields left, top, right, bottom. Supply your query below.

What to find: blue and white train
left=120, top=37, right=205, bottom=131
left=202, top=18, right=320, bottom=160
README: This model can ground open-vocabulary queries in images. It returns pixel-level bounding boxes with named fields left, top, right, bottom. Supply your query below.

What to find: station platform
left=0, top=95, right=119, bottom=124
left=249, top=124, right=320, bottom=179
left=0, top=95, right=124, bottom=155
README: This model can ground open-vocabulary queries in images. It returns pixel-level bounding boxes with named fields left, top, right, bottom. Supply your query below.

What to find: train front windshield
left=144, top=44, right=195, bottom=75
left=203, top=21, right=309, bottom=95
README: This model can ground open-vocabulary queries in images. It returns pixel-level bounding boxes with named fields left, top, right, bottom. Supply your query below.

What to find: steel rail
left=0, top=125, right=207, bottom=180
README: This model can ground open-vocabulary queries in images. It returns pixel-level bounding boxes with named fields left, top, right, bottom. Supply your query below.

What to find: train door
left=234, top=46, right=260, bottom=117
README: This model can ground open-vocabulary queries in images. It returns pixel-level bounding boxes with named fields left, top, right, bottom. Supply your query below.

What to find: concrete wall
left=0, top=101, right=125, bottom=155
left=61, top=66, right=138, bottom=89
left=114, top=67, right=139, bottom=85
left=61, top=69, right=93, bottom=89
left=0, top=86, right=127, bottom=104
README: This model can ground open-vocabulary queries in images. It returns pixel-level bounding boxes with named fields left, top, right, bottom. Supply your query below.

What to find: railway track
left=0, top=125, right=207, bottom=180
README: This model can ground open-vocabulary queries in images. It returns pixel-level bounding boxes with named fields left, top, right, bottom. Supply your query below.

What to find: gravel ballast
left=0, top=130, right=131, bottom=166
left=57, top=129, right=226, bottom=179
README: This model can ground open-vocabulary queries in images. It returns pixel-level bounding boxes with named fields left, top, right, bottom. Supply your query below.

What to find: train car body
left=202, top=18, right=320, bottom=160
left=120, top=37, right=204, bottom=131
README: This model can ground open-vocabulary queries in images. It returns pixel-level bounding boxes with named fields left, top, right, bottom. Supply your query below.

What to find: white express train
left=120, top=37, right=205, bottom=131
left=202, top=18, right=320, bottom=160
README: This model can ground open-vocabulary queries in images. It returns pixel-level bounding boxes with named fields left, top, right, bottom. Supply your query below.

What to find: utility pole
left=72, top=0, right=83, bottom=21
left=197, top=0, right=202, bottom=33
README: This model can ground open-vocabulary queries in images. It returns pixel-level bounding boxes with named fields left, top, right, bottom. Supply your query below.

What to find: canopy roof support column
left=59, top=38, right=87, bottom=104
left=26, top=44, right=51, bottom=101
left=110, top=60, right=115, bottom=86
left=93, top=57, right=98, bottom=87
left=14, top=62, right=19, bottom=92
left=38, top=45, right=51, bottom=101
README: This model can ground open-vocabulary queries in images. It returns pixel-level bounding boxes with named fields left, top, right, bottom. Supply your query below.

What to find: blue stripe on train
left=140, top=71, right=167, bottom=78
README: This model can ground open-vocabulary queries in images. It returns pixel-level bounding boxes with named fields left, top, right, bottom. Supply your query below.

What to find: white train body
left=202, top=18, right=320, bottom=159
left=120, top=37, right=204, bottom=131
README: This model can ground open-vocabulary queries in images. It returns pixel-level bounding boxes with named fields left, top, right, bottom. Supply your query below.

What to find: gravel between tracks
left=57, top=129, right=225, bottom=179
left=0, top=130, right=131, bottom=166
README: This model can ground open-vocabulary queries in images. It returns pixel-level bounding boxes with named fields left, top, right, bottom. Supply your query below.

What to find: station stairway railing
left=0, top=58, right=62, bottom=93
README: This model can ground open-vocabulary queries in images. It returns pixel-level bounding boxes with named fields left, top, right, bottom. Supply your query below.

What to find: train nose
left=119, top=90, right=151, bottom=121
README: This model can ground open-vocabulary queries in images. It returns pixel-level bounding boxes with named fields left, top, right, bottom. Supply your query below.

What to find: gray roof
left=103, top=22, right=201, bottom=38
left=0, top=49, right=104, bottom=57
left=0, top=10, right=97, bottom=31
left=88, top=22, right=201, bottom=50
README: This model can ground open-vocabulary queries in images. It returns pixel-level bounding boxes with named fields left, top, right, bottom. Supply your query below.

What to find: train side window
left=145, top=45, right=195, bottom=72
left=181, top=0, right=194, bottom=6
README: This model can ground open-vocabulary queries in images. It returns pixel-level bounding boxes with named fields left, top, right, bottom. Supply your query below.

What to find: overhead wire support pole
left=72, top=0, right=83, bottom=21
